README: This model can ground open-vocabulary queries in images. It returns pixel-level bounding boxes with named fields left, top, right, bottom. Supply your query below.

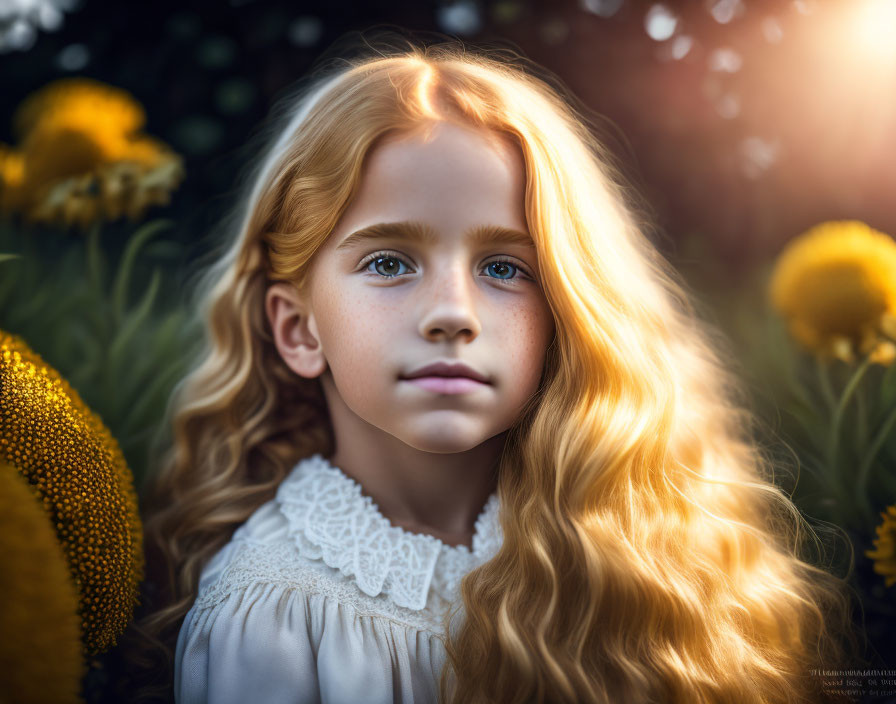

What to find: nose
left=417, top=262, right=482, bottom=342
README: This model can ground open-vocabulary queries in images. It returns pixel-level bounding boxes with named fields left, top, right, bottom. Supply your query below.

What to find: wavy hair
left=121, top=32, right=861, bottom=704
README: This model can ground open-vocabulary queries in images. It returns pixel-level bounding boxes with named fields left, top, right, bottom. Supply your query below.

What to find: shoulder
left=193, top=536, right=451, bottom=634
left=195, top=497, right=288, bottom=594
left=176, top=551, right=449, bottom=704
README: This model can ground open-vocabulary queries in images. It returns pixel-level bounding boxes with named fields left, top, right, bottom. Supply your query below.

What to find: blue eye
left=485, top=260, right=517, bottom=279
left=362, top=252, right=531, bottom=284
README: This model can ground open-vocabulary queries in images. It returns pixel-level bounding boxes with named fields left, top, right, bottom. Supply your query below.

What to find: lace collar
left=275, top=453, right=503, bottom=612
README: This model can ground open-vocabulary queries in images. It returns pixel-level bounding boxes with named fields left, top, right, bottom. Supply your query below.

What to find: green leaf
left=85, top=221, right=106, bottom=302
left=107, top=268, right=162, bottom=383
left=78, top=299, right=111, bottom=347
left=66, top=318, right=105, bottom=390
left=0, top=253, right=22, bottom=264
left=115, top=323, right=180, bottom=410
left=782, top=401, right=824, bottom=443
left=0, top=257, right=22, bottom=310
left=9, top=278, right=58, bottom=327
left=870, top=460, right=896, bottom=504
left=111, top=219, right=174, bottom=326
left=36, top=286, right=90, bottom=336
left=119, top=358, right=188, bottom=440
left=142, top=240, right=185, bottom=261
left=875, top=361, right=896, bottom=426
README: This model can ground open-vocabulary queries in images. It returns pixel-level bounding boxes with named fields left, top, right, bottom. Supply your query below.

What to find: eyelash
left=358, top=250, right=533, bottom=285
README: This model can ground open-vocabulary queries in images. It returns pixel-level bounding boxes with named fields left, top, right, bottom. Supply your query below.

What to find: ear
left=265, top=282, right=328, bottom=379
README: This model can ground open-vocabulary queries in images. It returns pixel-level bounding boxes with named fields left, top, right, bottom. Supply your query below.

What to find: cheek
left=318, top=290, right=396, bottom=383
left=500, top=297, right=555, bottom=380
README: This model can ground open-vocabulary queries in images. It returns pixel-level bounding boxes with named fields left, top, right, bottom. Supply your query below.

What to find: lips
left=400, top=360, right=490, bottom=384
left=402, top=376, right=486, bottom=394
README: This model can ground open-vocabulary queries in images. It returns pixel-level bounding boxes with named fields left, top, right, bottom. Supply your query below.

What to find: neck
left=321, top=380, right=504, bottom=541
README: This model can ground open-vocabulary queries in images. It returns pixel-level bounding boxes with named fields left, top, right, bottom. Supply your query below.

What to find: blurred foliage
left=677, top=231, right=896, bottom=666
left=680, top=241, right=896, bottom=531
left=0, top=218, right=201, bottom=492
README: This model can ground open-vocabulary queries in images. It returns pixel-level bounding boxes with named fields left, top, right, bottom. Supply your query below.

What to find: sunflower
left=0, top=77, right=184, bottom=230
left=866, top=504, right=896, bottom=588
left=769, top=221, right=896, bottom=364
left=0, top=462, right=84, bottom=704
left=0, top=329, right=145, bottom=656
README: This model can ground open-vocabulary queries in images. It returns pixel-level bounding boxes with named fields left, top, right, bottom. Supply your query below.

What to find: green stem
left=856, top=402, right=896, bottom=522
left=85, top=220, right=104, bottom=312
left=826, top=354, right=873, bottom=475
left=815, top=355, right=838, bottom=413
left=855, top=379, right=867, bottom=456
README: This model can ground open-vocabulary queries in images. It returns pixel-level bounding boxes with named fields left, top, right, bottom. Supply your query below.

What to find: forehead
left=366, top=122, right=522, bottom=180
left=329, top=121, right=529, bottom=246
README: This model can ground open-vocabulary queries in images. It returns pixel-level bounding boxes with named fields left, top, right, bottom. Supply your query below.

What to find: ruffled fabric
left=275, top=453, right=503, bottom=611
left=176, top=576, right=452, bottom=703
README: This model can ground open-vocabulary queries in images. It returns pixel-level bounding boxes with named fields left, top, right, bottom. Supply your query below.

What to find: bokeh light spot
left=581, top=0, right=624, bottom=19
left=57, top=43, right=89, bottom=71
left=645, top=4, right=678, bottom=41
left=288, top=16, right=323, bottom=47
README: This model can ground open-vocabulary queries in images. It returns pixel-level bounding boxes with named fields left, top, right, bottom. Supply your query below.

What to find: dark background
left=4, top=0, right=895, bottom=285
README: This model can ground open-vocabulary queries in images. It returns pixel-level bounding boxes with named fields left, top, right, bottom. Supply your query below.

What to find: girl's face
left=271, top=121, right=555, bottom=453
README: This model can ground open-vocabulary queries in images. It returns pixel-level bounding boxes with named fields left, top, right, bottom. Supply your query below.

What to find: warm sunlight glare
left=853, top=0, right=896, bottom=64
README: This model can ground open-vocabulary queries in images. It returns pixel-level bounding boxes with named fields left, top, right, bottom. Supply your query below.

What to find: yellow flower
left=29, top=154, right=184, bottom=230
left=0, top=77, right=184, bottom=229
left=0, top=330, right=145, bottom=656
left=12, top=77, right=146, bottom=142
left=867, top=340, right=896, bottom=366
left=866, top=504, right=896, bottom=588
left=769, top=221, right=896, bottom=365
left=0, top=144, right=26, bottom=211
left=0, top=462, right=84, bottom=704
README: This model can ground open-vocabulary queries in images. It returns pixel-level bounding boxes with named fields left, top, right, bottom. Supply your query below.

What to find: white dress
left=174, top=453, right=503, bottom=704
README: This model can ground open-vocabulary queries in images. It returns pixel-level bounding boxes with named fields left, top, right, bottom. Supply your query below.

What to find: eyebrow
left=334, top=220, right=535, bottom=252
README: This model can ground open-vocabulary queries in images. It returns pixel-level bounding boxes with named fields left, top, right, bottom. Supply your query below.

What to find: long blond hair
left=122, top=33, right=860, bottom=703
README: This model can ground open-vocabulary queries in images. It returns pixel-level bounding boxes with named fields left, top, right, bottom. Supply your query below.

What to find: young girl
left=127, top=33, right=860, bottom=704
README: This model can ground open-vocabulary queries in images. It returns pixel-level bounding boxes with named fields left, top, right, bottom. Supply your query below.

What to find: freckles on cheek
left=350, top=294, right=397, bottom=339
left=327, top=293, right=395, bottom=377
left=505, top=301, right=553, bottom=376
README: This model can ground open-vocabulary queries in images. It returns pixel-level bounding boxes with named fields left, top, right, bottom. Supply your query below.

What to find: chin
left=395, top=426, right=490, bottom=454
